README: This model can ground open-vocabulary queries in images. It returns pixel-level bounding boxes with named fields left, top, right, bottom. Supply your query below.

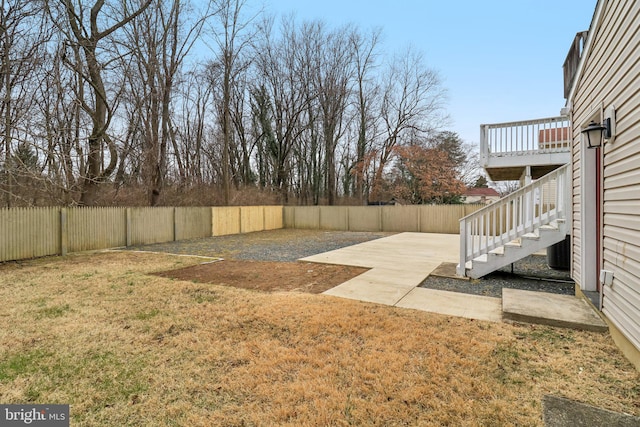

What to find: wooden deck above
left=485, top=163, right=568, bottom=182
left=480, top=116, right=571, bottom=182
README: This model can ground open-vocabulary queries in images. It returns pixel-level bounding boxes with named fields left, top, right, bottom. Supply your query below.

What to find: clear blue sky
left=264, top=0, right=596, bottom=145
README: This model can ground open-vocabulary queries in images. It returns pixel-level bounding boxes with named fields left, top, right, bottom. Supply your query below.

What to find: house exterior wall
left=570, top=0, right=640, bottom=356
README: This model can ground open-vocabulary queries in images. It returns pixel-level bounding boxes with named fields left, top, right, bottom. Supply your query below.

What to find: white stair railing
left=457, top=164, right=571, bottom=276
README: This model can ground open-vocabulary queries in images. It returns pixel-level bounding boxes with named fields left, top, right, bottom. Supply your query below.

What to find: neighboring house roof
left=539, top=127, right=570, bottom=143
left=465, top=187, right=500, bottom=197
left=539, top=127, right=571, bottom=149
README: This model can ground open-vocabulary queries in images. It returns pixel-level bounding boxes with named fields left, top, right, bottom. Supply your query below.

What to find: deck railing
left=480, top=116, right=571, bottom=164
left=458, top=164, right=571, bottom=276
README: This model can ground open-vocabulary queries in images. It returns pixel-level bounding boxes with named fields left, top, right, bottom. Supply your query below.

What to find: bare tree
left=313, top=23, right=354, bottom=205
left=206, top=0, right=257, bottom=204
left=175, top=69, right=214, bottom=186
left=252, top=15, right=311, bottom=202
left=369, top=47, right=447, bottom=202
left=0, top=1, right=456, bottom=207
left=122, top=0, right=209, bottom=205
left=35, top=42, right=86, bottom=204
left=0, top=1, right=50, bottom=206
left=350, top=28, right=381, bottom=202
left=229, top=69, right=257, bottom=186
left=50, top=0, right=152, bottom=205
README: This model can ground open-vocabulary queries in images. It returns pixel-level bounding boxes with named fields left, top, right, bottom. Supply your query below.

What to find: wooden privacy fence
left=0, top=206, right=283, bottom=263
left=0, top=204, right=482, bottom=263
left=283, top=205, right=484, bottom=234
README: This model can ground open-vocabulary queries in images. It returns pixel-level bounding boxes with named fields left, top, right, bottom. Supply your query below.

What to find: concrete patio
left=301, top=232, right=607, bottom=330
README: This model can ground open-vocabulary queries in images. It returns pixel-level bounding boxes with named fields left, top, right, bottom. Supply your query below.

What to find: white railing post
left=457, top=219, right=468, bottom=276
left=480, top=125, right=488, bottom=164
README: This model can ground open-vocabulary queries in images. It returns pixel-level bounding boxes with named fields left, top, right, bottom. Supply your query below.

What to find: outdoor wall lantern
left=581, top=120, right=609, bottom=149
left=582, top=105, right=616, bottom=149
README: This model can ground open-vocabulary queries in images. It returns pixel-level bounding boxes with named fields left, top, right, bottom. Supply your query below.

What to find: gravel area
left=420, top=254, right=574, bottom=298
left=128, top=229, right=575, bottom=298
left=126, top=229, right=392, bottom=261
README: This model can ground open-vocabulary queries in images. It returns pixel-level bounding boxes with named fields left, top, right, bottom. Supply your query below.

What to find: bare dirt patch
left=154, top=260, right=368, bottom=293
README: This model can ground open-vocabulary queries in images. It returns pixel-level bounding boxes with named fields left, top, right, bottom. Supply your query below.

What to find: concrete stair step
left=539, top=224, right=558, bottom=231
left=488, top=247, right=504, bottom=256
left=502, top=288, right=608, bottom=332
left=472, top=254, right=488, bottom=263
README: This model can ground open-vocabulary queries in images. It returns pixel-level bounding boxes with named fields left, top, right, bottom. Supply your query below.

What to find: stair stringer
left=465, top=221, right=568, bottom=279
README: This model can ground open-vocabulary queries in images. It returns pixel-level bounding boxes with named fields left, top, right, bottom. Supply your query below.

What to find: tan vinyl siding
left=572, top=0, right=640, bottom=351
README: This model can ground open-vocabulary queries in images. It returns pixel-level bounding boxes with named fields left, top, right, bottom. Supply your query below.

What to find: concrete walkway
left=300, top=232, right=503, bottom=322
left=301, top=232, right=607, bottom=330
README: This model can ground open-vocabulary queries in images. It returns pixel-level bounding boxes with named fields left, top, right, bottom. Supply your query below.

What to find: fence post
left=214, top=206, right=216, bottom=237
left=126, top=208, right=132, bottom=247
left=173, top=207, right=177, bottom=241
left=291, top=206, right=298, bottom=229
left=60, top=208, right=68, bottom=256
left=346, top=207, right=350, bottom=231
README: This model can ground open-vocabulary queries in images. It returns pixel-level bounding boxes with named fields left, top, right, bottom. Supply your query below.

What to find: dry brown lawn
left=0, top=251, right=638, bottom=426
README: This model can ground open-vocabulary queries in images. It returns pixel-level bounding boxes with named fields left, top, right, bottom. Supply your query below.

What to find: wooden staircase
left=457, top=164, right=571, bottom=279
